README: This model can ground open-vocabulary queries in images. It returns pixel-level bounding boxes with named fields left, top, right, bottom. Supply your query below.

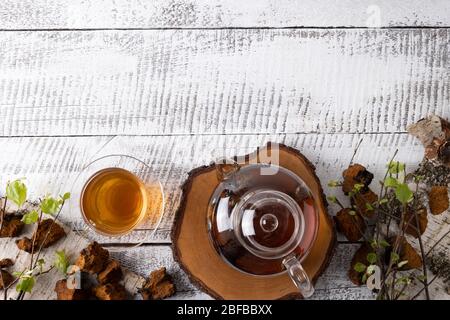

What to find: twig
left=380, top=205, right=407, bottom=298
left=395, top=281, right=409, bottom=300
left=348, top=194, right=369, bottom=242
left=349, top=138, right=364, bottom=166
left=377, top=150, right=399, bottom=242
left=16, top=266, right=54, bottom=301
left=412, top=185, right=430, bottom=300
left=0, top=196, right=7, bottom=231
left=390, top=270, right=397, bottom=299
left=29, top=210, right=43, bottom=270
left=334, top=197, right=346, bottom=210
left=380, top=150, right=399, bottom=200
left=17, top=289, right=25, bottom=301
left=0, top=269, right=6, bottom=300
left=38, top=266, right=54, bottom=276
left=411, top=273, right=440, bottom=300
left=33, top=200, right=66, bottom=269
left=5, top=269, right=25, bottom=301
left=426, top=229, right=450, bottom=257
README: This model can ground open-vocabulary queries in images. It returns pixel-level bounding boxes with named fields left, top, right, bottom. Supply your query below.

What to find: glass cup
left=68, top=154, right=165, bottom=249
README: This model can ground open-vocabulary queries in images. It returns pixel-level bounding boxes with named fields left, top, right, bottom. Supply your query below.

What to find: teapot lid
left=232, top=189, right=305, bottom=260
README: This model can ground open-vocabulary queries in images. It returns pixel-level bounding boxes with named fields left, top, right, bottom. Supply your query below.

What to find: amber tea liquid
left=81, top=168, right=148, bottom=236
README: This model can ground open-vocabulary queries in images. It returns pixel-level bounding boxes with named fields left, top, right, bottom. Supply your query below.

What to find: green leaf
left=353, top=183, right=364, bottom=193
left=370, top=239, right=378, bottom=249
left=396, top=276, right=412, bottom=285
left=379, top=198, right=388, bottom=205
left=395, top=183, right=414, bottom=204
left=54, top=250, right=69, bottom=275
left=36, top=258, right=45, bottom=273
left=327, top=196, right=337, bottom=203
left=380, top=239, right=390, bottom=248
left=354, top=262, right=366, bottom=273
left=384, top=176, right=399, bottom=188
left=397, top=260, right=409, bottom=268
left=367, top=253, right=377, bottom=264
left=61, top=192, right=71, bottom=201
left=40, top=196, right=62, bottom=215
left=21, top=210, right=39, bottom=224
left=390, top=252, right=400, bottom=264
left=365, top=203, right=374, bottom=211
left=327, top=180, right=340, bottom=187
left=416, top=274, right=427, bottom=282
left=361, top=273, right=368, bottom=284
left=16, top=276, right=35, bottom=293
left=6, top=179, right=27, bottom=207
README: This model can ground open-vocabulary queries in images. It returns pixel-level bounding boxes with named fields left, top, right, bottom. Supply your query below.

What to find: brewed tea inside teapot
left=207, top=162, right=319, bottom=297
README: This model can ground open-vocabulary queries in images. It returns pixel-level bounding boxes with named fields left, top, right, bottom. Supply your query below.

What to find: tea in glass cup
left=69, top=154, right=165, bottom=245
left=81, top=167, right=148, bottom=236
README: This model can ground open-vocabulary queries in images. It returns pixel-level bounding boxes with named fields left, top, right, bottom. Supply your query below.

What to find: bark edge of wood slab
left=171, top=143, right=336, bottom=300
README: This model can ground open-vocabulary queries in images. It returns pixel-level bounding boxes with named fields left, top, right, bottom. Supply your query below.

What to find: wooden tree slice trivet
left=171, top=143, right=336, bottom=300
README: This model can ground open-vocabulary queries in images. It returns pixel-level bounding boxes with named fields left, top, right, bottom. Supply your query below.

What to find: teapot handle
left=283, top=254, right=315, bottom=298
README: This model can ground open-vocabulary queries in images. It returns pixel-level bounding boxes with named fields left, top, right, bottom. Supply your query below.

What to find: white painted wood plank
left=0, top=133, right=430, bottom=243
left=0, top=29, right=448, bottom=137
left=0, top=0, right=448, bottom=29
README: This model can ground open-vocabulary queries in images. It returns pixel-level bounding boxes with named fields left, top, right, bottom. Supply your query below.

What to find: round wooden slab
left=171, top=143, right=336, bottom=299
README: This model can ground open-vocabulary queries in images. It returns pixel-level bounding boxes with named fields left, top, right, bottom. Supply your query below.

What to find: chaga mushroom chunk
left=54, top=279, right=90, bottom=300
left=342, top=164, right=374, bottom=194
left=387, top=236, right=422, bottom=270
left=15, top=219, right=66, bottom=253
left=334, top=208, right=366, bottom=242
left=98, top=260, right=123, bottom=284
left=16, top=238, right=32, bottom=252
left=0, top=270, right=14, bottom=289
left=428, top=186, right=449, bottom=215
left=402, top=207, right=428, bottom=238
left=93, top=283, right=128, bottom=300
left=76, top=242, right=109, bottom=274
left=140, top=267, right=176, bottom=300
left=348, top=243, right=374, bottom=286
left=0, top=215, right=24, bottom=238
left=439, top=141, right=450, bottom=167
left=0, top=258, right=14, bottom=268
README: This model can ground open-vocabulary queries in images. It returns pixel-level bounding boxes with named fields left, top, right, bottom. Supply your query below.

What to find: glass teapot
left=207, top=160, right=319, bottom=298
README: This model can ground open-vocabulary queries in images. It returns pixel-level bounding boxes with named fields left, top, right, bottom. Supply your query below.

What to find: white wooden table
left=0, top=1, right=449, bottom=300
